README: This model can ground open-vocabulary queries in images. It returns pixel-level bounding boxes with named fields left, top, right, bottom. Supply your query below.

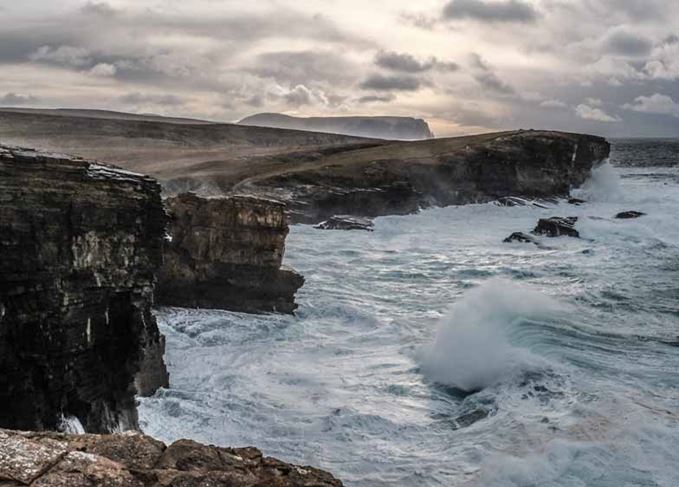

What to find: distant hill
left=0, top=107, right=214, bottom=125
left=239, top=113, right=434, bottom=140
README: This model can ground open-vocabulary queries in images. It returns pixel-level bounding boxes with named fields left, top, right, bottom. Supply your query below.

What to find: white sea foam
left=418, top=279, right=565, bottom=392
left=572, top=161, right=623, bottom=202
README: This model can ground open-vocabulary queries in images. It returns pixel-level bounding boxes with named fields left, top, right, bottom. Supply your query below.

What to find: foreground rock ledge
left=157, top=193, right=304, bottom=314
left=0, top=429, right=342, bottom=486
left=0, top=145, right=168, bottom=432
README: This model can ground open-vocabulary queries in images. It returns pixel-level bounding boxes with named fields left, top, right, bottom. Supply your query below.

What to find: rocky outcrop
left=314, top=215, right=375, bottom=231
left=0, top=429, right=343, bottom=486
left=615, top=211, right=646, bottom=219
left=239, top=113, right=434, bottom=140
left=0, top=145, right=168, bottom=433
left=156, top=193, right=304, bottom=314
left=240, top=130, right=611, bottom=223
left=533, top=217, right=580, bottom=238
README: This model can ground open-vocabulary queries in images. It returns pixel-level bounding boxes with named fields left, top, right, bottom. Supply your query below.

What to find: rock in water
left=533, top=216, right=580, bottom=238
left=315, top=215, right=375, bottom=231
left=504, top=232, right=542, bottom=245
left=0, top=429, right=343, bottom=486
left=157, top=193, right=305, bottom=314
left=568, top=197, right=587, bottom=205
left=615, top=211, right=646, bottom=219
left=0, top=145, right=168, bottom=433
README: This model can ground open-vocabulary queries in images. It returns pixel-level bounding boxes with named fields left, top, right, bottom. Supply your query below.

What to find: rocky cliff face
left=240, top=130, right=611, bottom=223
left=157, top=193, right=304, bottom=314
left=0, top=145, right=168, bottom=433
left=239, top=113, right=434, bottom=140
left=0, top=429, right=342, bottom=486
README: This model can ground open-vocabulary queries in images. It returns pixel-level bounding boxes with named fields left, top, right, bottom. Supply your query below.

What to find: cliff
left=157, top=193, right=304, bottom=314
left=0, top=145, right=168, bottom=433
left=0, top=429, right=342, bottom=486
left=239, top=113, right=434, bottom=140
left=236, top=130, right=611, bottom=223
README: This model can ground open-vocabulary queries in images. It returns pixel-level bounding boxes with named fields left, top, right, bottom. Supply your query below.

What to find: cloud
left=443, top=0, right=539, bottom=23
left=575, top=103, right=621, bottom=122
left=88, top=63, right=117, bottom=77
left=375, top=51, right=459, bottom=73
left=0, top=92, right=38, bottom=106
left=643, top=36, right=679, bottom=80
left=119, top=92, right=186, bottom=106
left=623, top=94, right=679, bottom=117
left=603, top=29, right=652, bottom=57
left=540, top=99, right=568, bottom=108
left=469, top=54, right=515, bottom=95
left=360, top=74, right=422, bottom=91
left=357, top=94, right=396, bottom=103
left=30, top=45, right=91, bottom=68
left=251, top=50, right=356, bottom=85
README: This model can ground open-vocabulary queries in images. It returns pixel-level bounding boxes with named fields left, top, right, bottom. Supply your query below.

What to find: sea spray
left=572, top=161, right=623, bottom=202
left=418, top=279, right=567, bottom=392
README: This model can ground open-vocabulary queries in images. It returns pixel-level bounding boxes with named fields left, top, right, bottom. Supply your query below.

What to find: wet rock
left=0, top=145, right=168, bottom=433
left=157, top=193, right=304, bottom=314
left=504, top=232, right=542, bottom=246
left=0, top=429, right=343, bottom=487
left=314, top=215, right=375, bottom=231
left=615, top=211, right=646, bottom=219
left=568, top=197, right=587, bottom=205
left=533, top=216, right=580, bottom=238
left=494, top=196, right=550, bottom=209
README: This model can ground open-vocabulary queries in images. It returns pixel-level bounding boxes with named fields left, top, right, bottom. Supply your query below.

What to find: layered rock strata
left=0, top=429, right=342, bottom=486
left=156, top=193, right=304, bottom=314
left=0, top=145, right=168, bottom=433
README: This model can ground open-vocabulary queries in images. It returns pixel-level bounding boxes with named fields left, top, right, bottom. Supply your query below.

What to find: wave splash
left=418, top=279, right=566, bottom=392
left=572, top=161, right=623, bottom=202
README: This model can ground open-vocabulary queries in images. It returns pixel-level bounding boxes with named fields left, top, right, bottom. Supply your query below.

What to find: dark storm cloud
left=469, top=54, right=515, bottom=95
left=375, top=51, right=459, bottom=73
left=603, top=30, right=653, bottom=57
left=443, top=0, right=539, bottom=23
left=360, top=74, right=422, bottom=91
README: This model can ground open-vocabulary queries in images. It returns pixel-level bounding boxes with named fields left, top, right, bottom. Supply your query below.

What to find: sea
left=139, top=138, right=679, bottom=487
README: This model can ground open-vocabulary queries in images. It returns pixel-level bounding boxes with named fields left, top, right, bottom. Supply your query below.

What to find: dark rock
left=615, top=211, right=646, bottom=219
left=504, top=232, right=542, bottom=246
left=533, top=216, right=580, bottom=238
left=314, top=215, right=375, bottom=231
left=568, top=197, right=587, bottom=205
left=0, top=429, right=343, bottom=486
left=0, top=145, right=168, bottom=433
left=156, top=193, right=304, bottom=314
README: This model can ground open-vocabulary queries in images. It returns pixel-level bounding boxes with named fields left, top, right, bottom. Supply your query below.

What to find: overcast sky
left=1, top=0, right=678, bottom=136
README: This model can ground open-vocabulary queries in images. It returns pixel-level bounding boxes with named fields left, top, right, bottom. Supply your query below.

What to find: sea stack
left=156, top=193, right=304, bottom=314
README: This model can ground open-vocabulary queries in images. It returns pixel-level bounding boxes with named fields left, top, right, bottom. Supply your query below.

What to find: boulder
left=0, top=429, right=343, bottom=486
left=0, top=145, right=168, bottom=433
left=615, top=211, right=646, bottom=219
left=568, top=197, right=587, bottom=205
left=156, top=193, right=304, bottom=314
left=314, top=215, right=375, bottom=231
left=532, top=217, right=580, bottom=238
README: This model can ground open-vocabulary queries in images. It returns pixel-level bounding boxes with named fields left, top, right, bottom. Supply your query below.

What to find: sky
left=0, top=0, right=678, bottom=137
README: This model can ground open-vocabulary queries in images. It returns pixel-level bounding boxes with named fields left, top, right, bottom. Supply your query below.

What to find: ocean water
left=139, top=140, right=679, bottom=486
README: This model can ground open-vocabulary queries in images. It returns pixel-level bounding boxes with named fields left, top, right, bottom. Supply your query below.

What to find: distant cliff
left=239, top=113, right=434, bottom=140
